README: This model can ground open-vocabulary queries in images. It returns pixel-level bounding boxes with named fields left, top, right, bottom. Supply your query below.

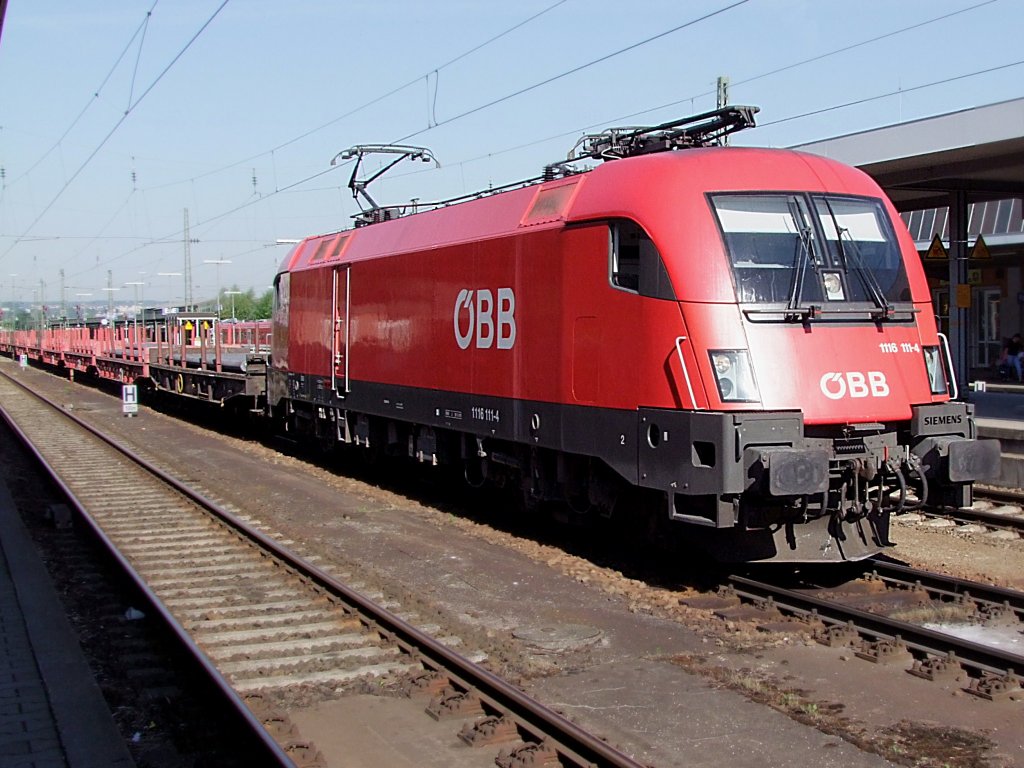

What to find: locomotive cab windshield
left=711, top=193, right=912, bottom=319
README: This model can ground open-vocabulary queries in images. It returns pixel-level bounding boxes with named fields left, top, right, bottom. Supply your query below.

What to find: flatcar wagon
left=0, top=312, right=271, bottom=405
left=267, top=107, right=999, bottom=563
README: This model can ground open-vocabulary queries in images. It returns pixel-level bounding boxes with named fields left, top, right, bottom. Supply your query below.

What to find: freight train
left=1, top=107, right=1000, bottom=562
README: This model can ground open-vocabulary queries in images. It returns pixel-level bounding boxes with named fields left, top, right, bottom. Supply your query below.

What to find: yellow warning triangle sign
left=970, top=234, right=991, bottom=260
left=925, top=234, right=948, bottom=260
left=184, top=321, right=194, bottom=330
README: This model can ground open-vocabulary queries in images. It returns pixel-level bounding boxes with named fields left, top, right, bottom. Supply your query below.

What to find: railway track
left=0, top=365, right=647, bottom=768
left=964, top=487, right=1024, bottom=532
left=703, top=563, right=1024, bottom=703
left=897, top=487, right=1024, bottom=535
left=867, top=559, right=1024, bottom=621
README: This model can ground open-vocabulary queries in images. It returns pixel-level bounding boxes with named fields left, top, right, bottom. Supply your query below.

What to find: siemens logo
left=923, top=414, right=963, bottom=426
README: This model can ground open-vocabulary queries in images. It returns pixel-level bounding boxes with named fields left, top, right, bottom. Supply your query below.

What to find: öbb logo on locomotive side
left=819, top=371, right=890, bottom=400
left=454, top=288, right=516, bottom=350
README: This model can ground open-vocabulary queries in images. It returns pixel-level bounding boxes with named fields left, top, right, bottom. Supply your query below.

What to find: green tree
left=219, top=286, right=273, bottom=320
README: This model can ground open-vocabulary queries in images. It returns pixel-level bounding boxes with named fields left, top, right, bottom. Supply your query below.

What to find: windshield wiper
left=785, top=200, right=819, bottom=320
left=822, top=200, right=893, bottom=319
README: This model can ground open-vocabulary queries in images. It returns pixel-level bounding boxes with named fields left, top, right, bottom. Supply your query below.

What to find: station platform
left=966, top=383, right=1024, bottom=491
left=0, top=478, right=134, bottom=768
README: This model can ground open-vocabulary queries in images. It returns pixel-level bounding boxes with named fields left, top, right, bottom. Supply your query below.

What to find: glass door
left=972, top=287, right=1001, bottom=368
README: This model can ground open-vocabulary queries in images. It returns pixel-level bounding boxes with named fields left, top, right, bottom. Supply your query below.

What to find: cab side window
left=609, top=220, right=676, bottom=300
left=610, top=221, right=641, bottom=291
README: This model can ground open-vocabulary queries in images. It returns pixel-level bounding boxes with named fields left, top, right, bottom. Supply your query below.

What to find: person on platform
left=1001, top=333, right=1024, bottom=381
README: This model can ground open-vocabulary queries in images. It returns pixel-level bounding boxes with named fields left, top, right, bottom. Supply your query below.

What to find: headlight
left=822, top=270, right=845, bottom=301
left=709, top=349, right=760, bottom=402
left=923, top=345, right=948, bottom=395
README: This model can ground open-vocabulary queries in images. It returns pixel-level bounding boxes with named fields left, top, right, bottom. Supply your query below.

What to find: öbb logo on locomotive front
left=453, top=288, right=516, bottom=350
left=819, top=371, right=890, bottom=400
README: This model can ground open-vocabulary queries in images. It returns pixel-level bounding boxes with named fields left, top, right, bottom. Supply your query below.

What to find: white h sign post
left=122, top=384, right=139, bottom=417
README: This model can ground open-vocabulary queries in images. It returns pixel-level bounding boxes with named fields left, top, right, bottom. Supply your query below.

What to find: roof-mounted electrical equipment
left=331, top=144, right=440, bottom=226
left=328, top=107, right=758, bottom=225
left=564, top=105, right=758, bottom=164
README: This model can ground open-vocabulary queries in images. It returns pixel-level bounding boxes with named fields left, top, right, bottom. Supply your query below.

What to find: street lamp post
left=100, top=286, right=119, bottom=328
left=6, top=274, right=16, bottom=329
left=37, top=279, right=46, bottom=330
left=203, top=259, right=232, bottom=319
left=74, top=293, right=92, bottom=322
left=124, top=281, right=145, bottom=319
left=223, top=290, right=242, bottom=321
left=157, top=272, right=182, bottom=309
left=124, top=280, right=145, bottom=352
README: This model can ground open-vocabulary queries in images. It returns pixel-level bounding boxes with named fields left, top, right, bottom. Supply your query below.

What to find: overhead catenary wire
left=199, top=52, right=1022, bottom=249
left=66, top=163, right=340, bottom=279
left=19, top=0, right=1010, bottom=291
left=758, top=57, right=1024, bottom=129
left=386, top=0, right=1001, bottom=176
left=126, top=4, right=156, bottom=112
left=6, top=1, right=160, bottom=191
left=625, top=0, right=1001, bottom=125
left=141, top=0, right=572, bottom=193
left=0, top=0, right=230, bottom=266
left=392, top=0, right=751, bottom=145
left=80, top=1, right=749, bottom=275
left=173, top=4, right=751, bottom=232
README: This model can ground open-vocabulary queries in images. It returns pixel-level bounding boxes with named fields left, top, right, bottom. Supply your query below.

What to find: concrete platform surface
left=0, top=477, right=134, bottom=768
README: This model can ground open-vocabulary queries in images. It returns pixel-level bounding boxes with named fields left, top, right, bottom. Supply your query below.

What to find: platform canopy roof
left=792, top=97, right=1024, bottom=212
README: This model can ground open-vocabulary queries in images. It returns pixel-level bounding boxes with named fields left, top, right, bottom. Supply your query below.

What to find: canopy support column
left=947, top=190, right=970, bottom=395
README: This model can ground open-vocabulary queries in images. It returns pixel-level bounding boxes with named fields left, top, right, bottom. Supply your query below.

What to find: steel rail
left=0, top=365, right=645, bottom=768
left=0, top=373, right=297, bottom=767
left=728, top=574, right=1023, bottom=679
left=961, top=488, right=1024, bottom=531
left=908, top=502, right=1024, bottom=533
left=0, top=370, right=298, bottom=765
left=974, top=484, right=1024, bottom=503
left=866, top=559, right=1024, bottom=617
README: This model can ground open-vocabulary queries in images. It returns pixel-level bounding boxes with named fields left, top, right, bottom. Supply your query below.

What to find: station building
left=901, top=197, right=1024, bottom=371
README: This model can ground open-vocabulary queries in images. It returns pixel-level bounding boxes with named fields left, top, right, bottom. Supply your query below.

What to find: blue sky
left=0, top=0, right=1021, bottom=306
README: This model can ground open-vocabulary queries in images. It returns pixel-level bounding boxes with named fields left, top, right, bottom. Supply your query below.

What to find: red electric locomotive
left=268, top=107, right=998, bottom=562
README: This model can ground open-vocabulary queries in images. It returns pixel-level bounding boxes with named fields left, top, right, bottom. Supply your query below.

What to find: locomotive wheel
left=463, top=457, right=486, bottom=489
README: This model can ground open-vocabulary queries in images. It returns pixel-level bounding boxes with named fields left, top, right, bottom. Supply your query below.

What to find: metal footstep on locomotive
left=0, top=366, right=647, bottom=768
